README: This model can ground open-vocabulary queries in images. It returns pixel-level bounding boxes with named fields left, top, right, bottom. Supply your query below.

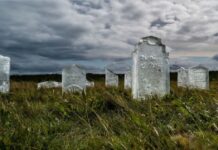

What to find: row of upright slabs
left=0, top=36, right=210, bottom=99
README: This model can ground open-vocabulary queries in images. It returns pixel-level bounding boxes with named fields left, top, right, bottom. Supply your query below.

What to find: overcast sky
left=0, top=0, right=218, bottom=74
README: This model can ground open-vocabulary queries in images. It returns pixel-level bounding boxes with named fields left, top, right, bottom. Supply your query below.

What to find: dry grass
left=0, top=79, right=218, bottom=149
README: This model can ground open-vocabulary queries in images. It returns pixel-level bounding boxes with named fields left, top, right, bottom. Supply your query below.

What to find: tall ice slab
left=62, top=64, right=87, bottom=93
left=0, top=55, right=10, bottom=93
left=132, top=36, right=170, bottom=99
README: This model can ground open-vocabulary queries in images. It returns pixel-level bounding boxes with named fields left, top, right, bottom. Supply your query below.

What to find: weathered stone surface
left=124, top=70, right=132, bottom=89
left=37, top=81, right=62, bottom=89
left=132, top=51, right=138, bottom=96
left=188, top=65, right=209, bottom=89
left=62, top=64, right=87, bottom=93
left=86, top=81, right=95, bottom=87
left=132, top=36, right=170, bottom=99
left=177, top=67, right=189, bottom=87
left=0, top=55, right=10, bottom=93
left=105, top=69, right=118, bottom=87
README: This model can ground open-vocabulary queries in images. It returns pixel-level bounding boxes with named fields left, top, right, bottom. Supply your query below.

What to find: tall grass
left=0, top=80, right=218, bottom=149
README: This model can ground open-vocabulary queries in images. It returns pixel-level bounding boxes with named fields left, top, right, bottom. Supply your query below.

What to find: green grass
left=0, top=80, right=218, bottom=149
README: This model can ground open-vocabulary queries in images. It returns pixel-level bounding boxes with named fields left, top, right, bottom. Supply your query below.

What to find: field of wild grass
left=0, top=75, right=218, bottom=149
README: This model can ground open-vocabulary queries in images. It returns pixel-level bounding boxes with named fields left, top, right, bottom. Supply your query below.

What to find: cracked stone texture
left=0, top=55, right=10, bottom=93
left=62, top=64, right=87, bottom=93
left=177, top=67, right=189, bottom=87
left=188, top=65, right=209, bottom=89
left=132, top=36, right=170, bottom=99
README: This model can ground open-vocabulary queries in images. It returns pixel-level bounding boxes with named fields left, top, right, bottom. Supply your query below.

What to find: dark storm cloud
left=214, top=33, right=218, bottom=37
left=0, top=0, right=218, bottom=73
left=150, top=18, right=171, bottom=28
left=213, top=54, right=218, bottom=61
left=104, top=23, right=112, bottom=29
left=177, top=25, right=191, bottom=34
left=11, top=61, right=63, bottom=74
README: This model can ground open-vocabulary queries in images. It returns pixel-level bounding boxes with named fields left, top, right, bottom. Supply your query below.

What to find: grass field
left=0, top=74, right=218, bottom=149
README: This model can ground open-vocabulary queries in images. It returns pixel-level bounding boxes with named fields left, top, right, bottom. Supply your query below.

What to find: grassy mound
left=0, top=81, right=218, bottom=149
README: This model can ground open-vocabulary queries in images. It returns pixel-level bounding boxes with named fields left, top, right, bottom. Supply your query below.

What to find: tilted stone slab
left=105, top=69, right=119, bottom=87
left=0, top=55, right=10, bottom=93
left=37, top=81, right=62, bottom=89
left=62, top=64, right=87, bottom=93
left=132, top=36, right=170, bottom=99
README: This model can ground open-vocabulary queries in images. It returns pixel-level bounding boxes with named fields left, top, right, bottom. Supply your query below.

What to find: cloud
left=213, top=54, right=218, bottom=61
left=0, top=0, right=218, bottom=73
left=170, top=56, right=218, bottom=71
left=150, top=18, right=172, bottom=28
